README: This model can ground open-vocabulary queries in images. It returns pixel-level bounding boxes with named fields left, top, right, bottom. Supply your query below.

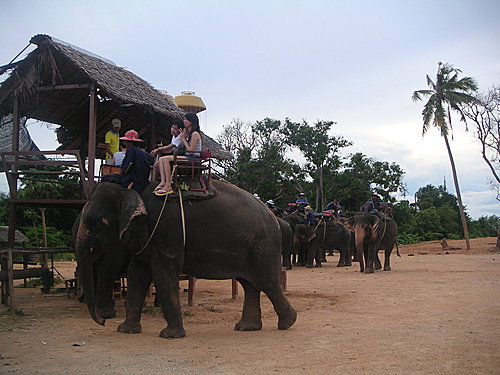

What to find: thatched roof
left=0, top=34, right=232, bottom=160
left=0, top=115, right=45, bottom=172
left=0, top=226, right=29, bottom=243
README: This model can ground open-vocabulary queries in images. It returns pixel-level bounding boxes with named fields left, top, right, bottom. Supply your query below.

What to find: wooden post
left=39, top=208, right=48, bottom=268
left=6, top=96, right=20, bottom=311
left=87, top=84, right=97, bottom=192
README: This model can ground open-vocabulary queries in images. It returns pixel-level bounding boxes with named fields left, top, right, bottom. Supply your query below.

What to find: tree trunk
left=443, top=134, right=471, bottom=250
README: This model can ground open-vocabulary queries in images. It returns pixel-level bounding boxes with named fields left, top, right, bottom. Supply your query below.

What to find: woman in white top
left=112, top=144, right=127, bottom=166
left=154, top=113, right=202, bottom=196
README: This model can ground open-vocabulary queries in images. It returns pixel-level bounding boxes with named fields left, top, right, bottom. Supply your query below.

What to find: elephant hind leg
left=234, top=278, right=263, bottom=331
left=384, top=247, right=393, bottom=271
left=262, top=284, right=297, bottom=330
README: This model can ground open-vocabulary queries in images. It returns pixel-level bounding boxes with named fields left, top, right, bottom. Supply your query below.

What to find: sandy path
left=0, top=237, right=499, bottom=375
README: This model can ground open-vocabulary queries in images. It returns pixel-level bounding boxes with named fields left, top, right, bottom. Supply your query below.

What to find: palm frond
left=426, top=75, right=436, bottom=90
left=412, top=90, right=433, bottom=102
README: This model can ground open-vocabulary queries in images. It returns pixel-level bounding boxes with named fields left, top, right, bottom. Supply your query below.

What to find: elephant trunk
left=354, top=226, right=366, bottom=272
left=74, top=224, right=106, bottom=326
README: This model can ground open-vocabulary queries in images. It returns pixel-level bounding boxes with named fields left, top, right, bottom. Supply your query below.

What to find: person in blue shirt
left=363, top=193, right=391, bottom=217
left=323, top=198, right=342, bottom=216
left=120, top=130, right=154, bottom=193
left=300, top=206, right=319, bottom=226
left=296, top=192, right=308, bottom=207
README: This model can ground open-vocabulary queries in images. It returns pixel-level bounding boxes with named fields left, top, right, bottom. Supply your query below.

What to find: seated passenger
left=323, top=198, right=342, bottom=216
left=363, top=193, right=391, bottom=217
left=150, top=119, right=185, bottom=181
left=300, top=206, right=319, bottom=226
left=112, top=143, right=127, bottom=167
left=154, top=113, right=202, bottom=196
left=120, top=130, right=155, bottom=193
left=296, top=192, right=309, bottom=208
left=265, top=199, right=278, bottom=215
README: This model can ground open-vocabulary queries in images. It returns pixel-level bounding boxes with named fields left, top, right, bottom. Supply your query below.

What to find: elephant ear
left=118, top=189, right=147, bottom=240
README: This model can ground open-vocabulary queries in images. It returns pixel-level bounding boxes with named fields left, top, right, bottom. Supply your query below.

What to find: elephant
left=281, top=213, right=307, bottom=266
left=310, top=219, right=352, bottom=268
left=277, top=217, right=293, bottom=270
left=74, top=181, right=297, bottom=339
left=71, top=212, right=130, bottom=318
left=345, top=212, right=398, bottom=273
left=282, top=215, right=351, bottom=268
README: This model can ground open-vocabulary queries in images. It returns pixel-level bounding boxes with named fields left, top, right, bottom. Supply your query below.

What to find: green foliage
left=21, top=225, right=72, bottom=248
left=469, top=215, right=500, bottom=237
left=216, top=118, right=405, bottom=213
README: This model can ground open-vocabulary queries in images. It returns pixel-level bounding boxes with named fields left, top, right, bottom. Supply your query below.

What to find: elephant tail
left=395, top=241, right=401, bottom=257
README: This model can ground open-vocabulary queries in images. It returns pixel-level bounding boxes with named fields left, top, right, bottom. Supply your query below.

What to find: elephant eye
left=101, top=218, right=110, bottom=226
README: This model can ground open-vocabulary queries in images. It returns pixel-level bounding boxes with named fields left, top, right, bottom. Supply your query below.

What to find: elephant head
left=73, top=182, right=147, bottom=325
left=345, top=213, right=381, bottom=273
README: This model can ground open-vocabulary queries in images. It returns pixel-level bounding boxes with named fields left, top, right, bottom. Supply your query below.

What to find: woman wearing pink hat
left=119, top=130, right=154, bottom=192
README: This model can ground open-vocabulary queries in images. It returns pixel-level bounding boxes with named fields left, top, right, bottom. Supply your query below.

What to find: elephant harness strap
left=136, top=182, right=188, bottom=255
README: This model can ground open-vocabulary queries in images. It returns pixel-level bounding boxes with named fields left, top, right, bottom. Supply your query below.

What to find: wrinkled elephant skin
left=73, top=182, right=297, bottom=338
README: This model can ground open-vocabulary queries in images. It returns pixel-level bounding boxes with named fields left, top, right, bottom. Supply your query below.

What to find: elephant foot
left=278, top=309, right=297, bottom=330
left=234, top=319, right=262, bottom=331
left=374, top=264, right=382, bottom=270
left=384, top=266, right=391, bottom=271
left=117, top=320, right=142, bottom=334
left=337, top=262, right=345, bottom=267
left=314, top=263, right=322, bottom=268
left=286, top=266, right=292, bottom=270
left=306, top=264, right=314, bottom=268
left=364, top=268, right=375, bottom=274
left=346, top=261, right=352, bottom=266
left=159, top=326, right=186, bottom=339
left=97, top=308, right=117, bottom=319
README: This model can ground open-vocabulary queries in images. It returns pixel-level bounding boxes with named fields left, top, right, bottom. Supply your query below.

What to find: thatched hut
left=0, top=226, right=28, bottom=245
left=0, top=34, right=231, bottom=167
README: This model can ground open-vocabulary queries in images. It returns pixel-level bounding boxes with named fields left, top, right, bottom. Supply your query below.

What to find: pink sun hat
left=119, top=129, right=142, bottom=142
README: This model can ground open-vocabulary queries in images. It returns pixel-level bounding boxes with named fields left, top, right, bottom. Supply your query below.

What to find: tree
left=281, top=119, right=352, bottom=210
left=333, top=153, right=406, bottom=214
left=412, top=62, right=478, bottom=249
left=216, top=118, right=303, bottom=206
left=463, top=86, right=500, bottom=200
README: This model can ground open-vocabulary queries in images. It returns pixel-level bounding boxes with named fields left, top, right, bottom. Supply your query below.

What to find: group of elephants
left=73, top=181, right=398, bottom=339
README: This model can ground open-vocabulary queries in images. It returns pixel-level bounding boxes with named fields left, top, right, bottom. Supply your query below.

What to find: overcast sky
left=1, top=0, right=499, bottom=218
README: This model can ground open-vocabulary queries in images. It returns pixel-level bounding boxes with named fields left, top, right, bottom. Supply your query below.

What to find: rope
left=178, top=188, right=186, bottom=247
left=136, top=192, right=169, bottom=255
left=135, top=164, right=178, bottom=255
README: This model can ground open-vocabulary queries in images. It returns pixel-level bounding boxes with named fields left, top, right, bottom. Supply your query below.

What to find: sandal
left=154, top=188, right=174, bottom=197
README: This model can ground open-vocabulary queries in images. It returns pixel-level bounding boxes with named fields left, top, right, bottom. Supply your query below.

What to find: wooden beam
left=6, top=96, right=19, bottom=311
left=87, top=84, right=97, bottom=191
left=37, top=83, right=91, bottom=91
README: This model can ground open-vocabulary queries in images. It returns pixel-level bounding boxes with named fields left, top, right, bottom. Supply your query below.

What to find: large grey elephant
left=74, top=181, right=297, bottom=339
left=345, top=212, right=398, bottom=273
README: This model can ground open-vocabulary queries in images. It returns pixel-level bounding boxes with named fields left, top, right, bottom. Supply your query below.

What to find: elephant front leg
left=374, top=250, right=382, bottom=270
left=154, top=269, right=186, bottom=339
left=363, top=246, right=375, bottom=274
left=234, top=278, right=263, bottom=331
left=117, top=259, right=151, bottom=334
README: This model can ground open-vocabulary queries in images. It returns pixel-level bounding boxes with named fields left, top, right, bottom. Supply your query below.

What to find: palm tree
left=412, top=62, right=478, bottom=250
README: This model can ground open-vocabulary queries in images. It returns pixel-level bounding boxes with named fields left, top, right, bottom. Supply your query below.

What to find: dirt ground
left=1, top=237, right=499, bottom=375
